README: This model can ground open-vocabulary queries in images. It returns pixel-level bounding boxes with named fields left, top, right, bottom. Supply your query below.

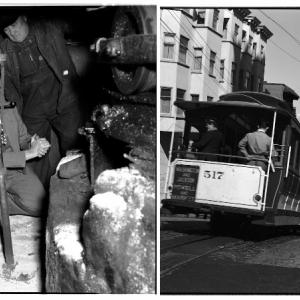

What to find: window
left=244, top=71, right=250, bottom=89
left=249, top=36, right=253, bottom=53
left=162, top=32, right=175, bottom=59
left=207, top=96, right=213, bottom=102
left=234, top=24, right=239, bottom=42
left=197, top=10, right=205, bottom=25
left=191, top=94, right=199, bottom=102
left=231, top=62, right=236, bottom=85
left=160, top=87, right=172, bottom=114
left=260, top=45, right=265, bottom=60
left=250, top=74, right=254, bottom=90
left=238, top=69, right=243, bottom=89
left=220, top=59, right=225, bottom=81
left=242, top=30, right=246, bottom=42
left=212, top=9, right=219, bottom=30
left=176, top=89, right=185, bottom=116
left=252, top=42, right=257, bottom=59
left=292, top=139, right=299, bottom=170
left=295, top=139, right=300, bottom=172
left=223, top=18, right=229, bottom=39
left=193, top=47, right=202, bottom=71
left=290, top=130, right=298, bottom=170
left=209, top=51, right=216, bottom=76
left=241, top=30, right=247, bottom=51
left=179, top=35, right=189, bottom=64
left=258, top=77, right=263, bottom=91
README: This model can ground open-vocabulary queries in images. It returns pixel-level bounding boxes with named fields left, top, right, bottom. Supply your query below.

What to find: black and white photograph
left=160, top=6, right=300, bottom=294
left=0, top=4, right=156, bottom=293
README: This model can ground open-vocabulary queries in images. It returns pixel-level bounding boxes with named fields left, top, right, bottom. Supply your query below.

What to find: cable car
left=162, top=91, right=300, bottom=230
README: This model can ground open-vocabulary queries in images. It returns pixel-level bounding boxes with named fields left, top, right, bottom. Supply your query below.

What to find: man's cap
left=0, top=8, right=28, bottom=30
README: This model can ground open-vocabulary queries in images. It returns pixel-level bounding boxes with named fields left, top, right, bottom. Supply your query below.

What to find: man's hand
left=25, top=135, right=51, bottom=160
left=244, top=155, right=253, bottom=161
left=31, top=137, right=51, bottom=157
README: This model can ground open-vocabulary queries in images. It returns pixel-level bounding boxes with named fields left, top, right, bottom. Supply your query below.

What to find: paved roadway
left=161, top=216, right=300, bottom=294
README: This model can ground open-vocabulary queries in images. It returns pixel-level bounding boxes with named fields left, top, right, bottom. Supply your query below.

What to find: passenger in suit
left=0, top=104, right=50, bottom=216
left=238, top=121, right=277, bottom=172
left=193, top=118, right=225, bottom=161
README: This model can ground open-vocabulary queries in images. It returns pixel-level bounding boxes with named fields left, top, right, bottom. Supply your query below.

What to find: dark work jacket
left=0, top=21, right=79, bottom=113
left=2, top=106, right=31, bottom=168
left=194, top=129, right=225, bottom=160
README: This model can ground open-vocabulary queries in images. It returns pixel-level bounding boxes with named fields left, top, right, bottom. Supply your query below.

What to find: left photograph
left=0, top=5, right=156, bottom=293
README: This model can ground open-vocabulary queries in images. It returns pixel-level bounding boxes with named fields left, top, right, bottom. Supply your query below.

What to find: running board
left=252, top=215, right=300, bottom=226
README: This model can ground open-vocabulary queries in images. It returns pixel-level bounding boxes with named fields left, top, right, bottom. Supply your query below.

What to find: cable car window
left=293, top=140, right=299, bottom=170
left=289, top=128, right=298, bottom=172
left=273, top=116, right=288, bottom=167
left=273, top=129, right=286, bottom=166
left=295, top=140, right=300, bottom=173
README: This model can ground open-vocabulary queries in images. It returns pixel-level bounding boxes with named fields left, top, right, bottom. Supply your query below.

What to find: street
left=161, top=216, right=300, bottom=294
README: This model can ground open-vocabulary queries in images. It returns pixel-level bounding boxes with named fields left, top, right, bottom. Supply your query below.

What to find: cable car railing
left=172, top=145, right=286, bottom=173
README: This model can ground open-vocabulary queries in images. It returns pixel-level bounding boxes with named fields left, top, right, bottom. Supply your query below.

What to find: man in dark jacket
left=193, top=118, right=225, bottom=161
left=0, top=12, right=82, bottom=187
left=1, top=102, right=50, bottom=216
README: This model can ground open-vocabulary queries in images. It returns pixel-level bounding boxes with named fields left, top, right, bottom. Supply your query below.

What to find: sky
left=250, top=9, right=300, bottom=117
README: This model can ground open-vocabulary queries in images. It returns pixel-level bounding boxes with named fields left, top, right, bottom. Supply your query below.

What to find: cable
left=269, top=39, right=300, bottom=63
left=258, top=10, right=300, bottom=46
left=223, top=8, right=300, bottom=64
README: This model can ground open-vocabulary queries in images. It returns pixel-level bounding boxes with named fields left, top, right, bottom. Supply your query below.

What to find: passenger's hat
left=205, top=118, right=218, bottom=126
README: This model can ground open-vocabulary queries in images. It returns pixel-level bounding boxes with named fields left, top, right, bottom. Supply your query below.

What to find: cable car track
left=161, top=236, right=246, bottom=278
left=161, top=234, right=213, bottom=252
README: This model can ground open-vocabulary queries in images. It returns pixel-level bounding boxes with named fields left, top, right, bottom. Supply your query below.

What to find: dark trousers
left=248, top=160, right=267, bottom=172
left=23, top=103, right=83, bottom=188
left=6, top=166, right=46, bottom=216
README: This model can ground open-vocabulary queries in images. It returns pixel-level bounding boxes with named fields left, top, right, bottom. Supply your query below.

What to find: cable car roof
left=174, top=91, right=294, bottom=117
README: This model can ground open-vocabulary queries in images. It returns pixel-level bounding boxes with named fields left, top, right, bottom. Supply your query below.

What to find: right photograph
left=160, top=7, right=300, bottom=294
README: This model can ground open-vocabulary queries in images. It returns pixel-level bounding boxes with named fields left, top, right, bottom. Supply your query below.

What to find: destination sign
left=171, top=164, right=199, bottom=201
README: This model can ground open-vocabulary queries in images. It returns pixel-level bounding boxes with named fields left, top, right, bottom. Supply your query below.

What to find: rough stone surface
left=45, top=155, right=155, bottom=293
left=45, top=155, right=93, bottom=293
left=83, top=167, right=155, bottom=293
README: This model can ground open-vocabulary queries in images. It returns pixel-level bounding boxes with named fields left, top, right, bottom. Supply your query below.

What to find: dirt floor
left=0, top=215, right=42, bottom=293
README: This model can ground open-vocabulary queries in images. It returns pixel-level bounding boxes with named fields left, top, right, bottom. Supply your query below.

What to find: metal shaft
left=0, top=55, right=14, bottom=266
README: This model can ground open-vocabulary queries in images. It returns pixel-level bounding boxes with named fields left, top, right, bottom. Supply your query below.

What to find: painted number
left=203, top=170, right=224, bottom=179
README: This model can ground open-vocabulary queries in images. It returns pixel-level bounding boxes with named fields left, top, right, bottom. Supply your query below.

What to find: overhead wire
left=225, top=8, right=300, bottom=64
left=258, top=9, right=300, bottom=46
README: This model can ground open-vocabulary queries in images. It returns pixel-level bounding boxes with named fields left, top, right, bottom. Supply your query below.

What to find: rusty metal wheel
left=111, top=6, right=156, bottom=95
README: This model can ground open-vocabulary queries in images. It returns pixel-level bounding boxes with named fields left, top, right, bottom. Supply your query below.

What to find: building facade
left=160, top=8, right=273, bottom=156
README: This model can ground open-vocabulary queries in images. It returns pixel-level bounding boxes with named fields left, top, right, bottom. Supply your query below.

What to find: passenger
left=0, top=102, right=50, bottom=216
left=193, top=118, right=225, bottom=161
left=0, top=11, right=82, bottom=188
left=238, top=121, right=277, bottom=172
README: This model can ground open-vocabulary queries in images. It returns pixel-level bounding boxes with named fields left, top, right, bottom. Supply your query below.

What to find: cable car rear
left=162, top=91, right=300, bottom=228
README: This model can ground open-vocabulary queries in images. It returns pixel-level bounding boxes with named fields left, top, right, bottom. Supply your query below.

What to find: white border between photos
left=0, top=0, right=298, bottom=297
